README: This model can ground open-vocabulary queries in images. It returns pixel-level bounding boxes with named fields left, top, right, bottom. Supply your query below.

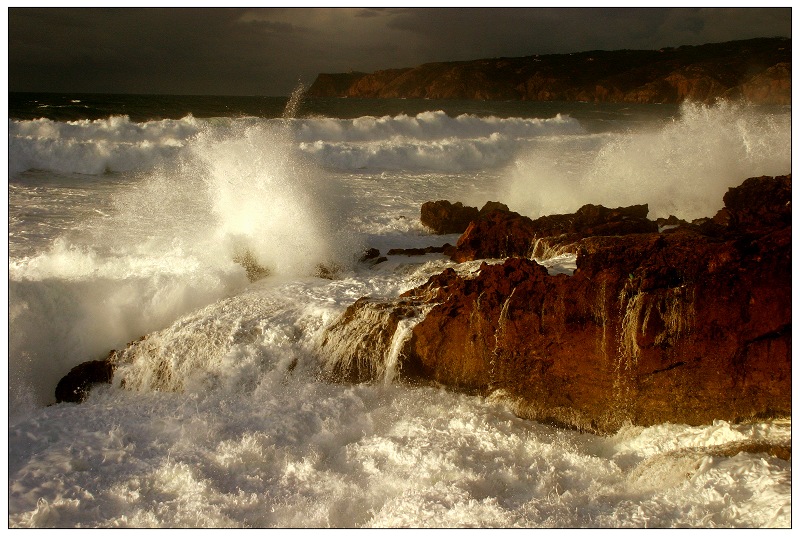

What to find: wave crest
left=9, top=115, right=202, bottom=175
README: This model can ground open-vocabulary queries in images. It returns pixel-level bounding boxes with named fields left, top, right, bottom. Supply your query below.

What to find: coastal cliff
left=308, top=38, right=790, bottom=105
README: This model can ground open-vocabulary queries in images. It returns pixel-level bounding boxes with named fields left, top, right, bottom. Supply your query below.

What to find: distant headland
left=308, top=37, right=790, bottom=105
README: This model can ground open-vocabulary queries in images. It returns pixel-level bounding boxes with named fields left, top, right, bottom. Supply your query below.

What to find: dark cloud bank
left=9, top=7, right=791, bottom=96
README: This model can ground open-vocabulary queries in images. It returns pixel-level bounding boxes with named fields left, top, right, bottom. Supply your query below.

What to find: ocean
left=7, top=92, right=792, bottom=528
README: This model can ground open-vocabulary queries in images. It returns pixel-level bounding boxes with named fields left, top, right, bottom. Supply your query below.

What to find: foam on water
left=9, top=117, right=360, bottom=410
left=8, top=115, right=202, bottom=176
left=8, top=100, right=791, bottom=528
left=8, top=364, right=791, bottom=528
left=295, top=112, right=582, bottom=172
left=501, top=101, right=791, bottom=220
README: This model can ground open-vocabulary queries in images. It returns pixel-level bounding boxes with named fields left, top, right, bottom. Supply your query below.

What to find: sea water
left=7, top=94, right=792, bottom=528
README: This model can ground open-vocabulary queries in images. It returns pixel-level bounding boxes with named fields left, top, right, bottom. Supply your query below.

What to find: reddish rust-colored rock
left=420, top=200, right=480, bottom=234
left=308, top=38, right=790, bottom=105
left=722, top=174, right=791, bottom=234
left=322, top=175, right=791, bottom=434
left=420, top=200, right=511, bottom=235
left=451, top=202, right=658, bottom=262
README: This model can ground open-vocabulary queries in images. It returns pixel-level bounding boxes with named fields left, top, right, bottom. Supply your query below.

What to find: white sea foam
left=9, top=118, right=360, bottom=410
left=501, top=101, right=791, bottom=220
left=8, top=115, right=202, bottom=175
left=8, top=371, right=790, bottom=528
left=292, top=111, right=582, bottom=143
left=9, top=111, right=583, bottom=176
left=8, top=102, right=790, bottom=528
left=294, top=111, right=583, bottom=171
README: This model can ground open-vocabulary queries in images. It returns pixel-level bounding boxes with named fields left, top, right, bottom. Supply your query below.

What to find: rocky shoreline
left=56, top=175, right=791, bottom=437
left=323, top=174, right=792, bottom=433
left=307, top=38, right=790, bottom=105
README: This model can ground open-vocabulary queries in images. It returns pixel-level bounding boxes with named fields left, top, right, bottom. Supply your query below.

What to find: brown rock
left=722, top=174, right=791, bottom=234
left=479, top=201, right=510, bottom=216
left=321, top=175, right=792, bottom=434
left=451, top=203, right=658, bottom=262
left=420, top=200, right=480, bottom=234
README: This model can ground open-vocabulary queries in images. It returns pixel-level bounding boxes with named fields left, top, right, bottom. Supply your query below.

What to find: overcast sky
left=8, top=7, right=792, bottom=96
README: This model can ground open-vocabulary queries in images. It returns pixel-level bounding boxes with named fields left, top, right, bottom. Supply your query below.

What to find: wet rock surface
left=54, top=353, right=117, bottom=404
left=321, top=175, right=791, bottom=434
left=57, top=176, right=791, bottom=434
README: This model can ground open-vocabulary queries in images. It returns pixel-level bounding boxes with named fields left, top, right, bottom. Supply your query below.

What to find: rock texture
left=420, top=200, right=511, bottom=235
left=54, top=352, right=116, bottom=403
left=321, top=175, right=791, bottom=434
left=420, top=200, right=480, bottom=234
left=452, top=202, right=657, bottom=262
left=308, top=38, right=790, bottom=105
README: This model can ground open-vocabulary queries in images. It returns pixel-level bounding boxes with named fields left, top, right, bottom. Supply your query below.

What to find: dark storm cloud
left=9, top=7, right=791, bottom=96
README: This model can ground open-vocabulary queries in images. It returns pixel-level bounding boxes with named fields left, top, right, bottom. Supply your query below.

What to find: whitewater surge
left=501, top=101, right=791, bottom=220
left=9, top=117, right=355, bottom=410
left=8, top=115, right=202, bottom=175
left=295, top=111, right=583, bottom=171
left=8, top=98, right=792, bottom=527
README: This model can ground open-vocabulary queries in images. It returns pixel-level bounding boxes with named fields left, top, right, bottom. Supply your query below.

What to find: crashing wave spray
left=282, top=82, right=307, bottom=121
left=502, top=101, right=791, bottom=220
left=9, top=94, right=358, bottom=409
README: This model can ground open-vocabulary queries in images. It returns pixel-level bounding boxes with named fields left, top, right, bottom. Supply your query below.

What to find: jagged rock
left=479, top=201, right=510, bottom=215
left=318, top=297, right=424, bottom=383
left=452, top=203, right=658, bottom=262
left=656, top=215, right=687, bottom=229
left=54, top=352, right=117, bottom=403
left=722, top=174, right=791, bottom=234
left=359, top=247, right=388, bottom=267
left=321, top=175, right=792, bottom=434
left=360, top=247, right=381, bottom=261
left=420, top=200, right=480, bottom=234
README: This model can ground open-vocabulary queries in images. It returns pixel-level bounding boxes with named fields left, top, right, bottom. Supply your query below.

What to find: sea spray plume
left=195, top=117, right=356, bottom=278
left=501, top=101, right=791, bottom=220
left=9, top=111, right=357, bottom=408
left=283, top=82, right=307, bottom=121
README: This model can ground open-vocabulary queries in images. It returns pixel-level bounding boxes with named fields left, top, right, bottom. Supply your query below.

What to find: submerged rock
left=233, top=249, right=271, bottom=282
left=387, top=244, right=456, bottom=257
left=321, top=175, right=791, bottom=434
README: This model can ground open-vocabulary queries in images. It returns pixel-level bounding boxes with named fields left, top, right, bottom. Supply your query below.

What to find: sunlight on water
left=7, top=99, right=791, bottom=528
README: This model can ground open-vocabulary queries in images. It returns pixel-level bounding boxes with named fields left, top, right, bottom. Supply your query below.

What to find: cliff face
left=308, top=38, right=791, bottom=104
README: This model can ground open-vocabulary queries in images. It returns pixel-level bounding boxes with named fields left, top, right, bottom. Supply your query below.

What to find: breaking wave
left=501, top=101, right=791, bottom=220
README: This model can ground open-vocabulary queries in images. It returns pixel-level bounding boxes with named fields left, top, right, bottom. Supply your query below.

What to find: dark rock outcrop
left=320, top=175, right=791, bottom=434
left=420, top=200, right=510, bottom=235
left=387, top=244, right=456, bottom=257
left=54, top=352, right=117, bottom=403
left=420, top=200, right=480, bottom=234
left=451, top=202, right=657, bottom=262
left=308, top=38, right=791, bottom=105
